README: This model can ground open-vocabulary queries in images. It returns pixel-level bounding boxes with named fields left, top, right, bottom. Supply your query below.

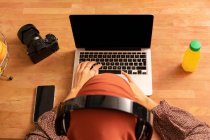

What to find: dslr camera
left=17, top=24, right=59, bottom=63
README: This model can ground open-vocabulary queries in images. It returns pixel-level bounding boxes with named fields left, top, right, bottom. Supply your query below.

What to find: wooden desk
left=0, top=0, right=210, bottom=139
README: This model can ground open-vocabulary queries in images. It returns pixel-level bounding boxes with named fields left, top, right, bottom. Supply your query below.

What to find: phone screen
left=33, top=85, right=55, bottom=123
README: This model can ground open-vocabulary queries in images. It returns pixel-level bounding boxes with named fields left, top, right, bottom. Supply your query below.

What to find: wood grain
left=1, top=0, right=210, bottom=139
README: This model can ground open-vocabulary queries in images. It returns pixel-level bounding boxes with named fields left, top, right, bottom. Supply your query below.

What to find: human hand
left=64, top=61, right=102, bottom=102
left=122, top=71, right=158, bottom=110
left=121, top=71, right=147, bottom=102
left=73, top=61, right=102, bottom=91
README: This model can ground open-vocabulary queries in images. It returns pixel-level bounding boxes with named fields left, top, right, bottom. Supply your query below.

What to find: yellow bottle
left=182, top=40, right=201, bottom=72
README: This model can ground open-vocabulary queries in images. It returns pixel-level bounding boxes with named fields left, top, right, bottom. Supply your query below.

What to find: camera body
left=17, top=24, right=59, bottom=63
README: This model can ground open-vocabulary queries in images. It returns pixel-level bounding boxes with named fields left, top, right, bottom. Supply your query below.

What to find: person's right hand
left=122, top=71, right=158, bottom=110
left=73, top=61, right=102, bottom=91
left=64, top=61, right=102, bottom=102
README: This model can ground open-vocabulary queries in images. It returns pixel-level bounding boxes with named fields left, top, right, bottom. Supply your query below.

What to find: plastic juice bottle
left=182, top=40, right=201, bottom=72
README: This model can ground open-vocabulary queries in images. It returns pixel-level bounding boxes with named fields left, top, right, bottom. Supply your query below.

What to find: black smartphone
left=33, top=85, right=55, bottom=123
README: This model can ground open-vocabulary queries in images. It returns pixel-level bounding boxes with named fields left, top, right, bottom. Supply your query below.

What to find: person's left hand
left=73, top=61, right=102, bottom=91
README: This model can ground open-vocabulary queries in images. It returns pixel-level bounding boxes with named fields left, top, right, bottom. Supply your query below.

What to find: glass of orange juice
left=0, top=32, right=12, bottom=80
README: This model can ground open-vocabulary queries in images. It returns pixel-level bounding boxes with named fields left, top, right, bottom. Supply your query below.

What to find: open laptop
left=69, top=15, right=153, bottom=96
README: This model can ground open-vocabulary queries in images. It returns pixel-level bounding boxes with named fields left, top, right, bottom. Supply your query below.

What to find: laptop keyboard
left=79, top=51, right=147, bottom=75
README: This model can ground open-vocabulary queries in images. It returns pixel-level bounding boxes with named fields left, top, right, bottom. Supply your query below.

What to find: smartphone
left=33, top=85, right=55, bottom=123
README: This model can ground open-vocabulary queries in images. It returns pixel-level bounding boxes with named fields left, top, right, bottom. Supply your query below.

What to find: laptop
left=69, top=15, right=153, bottom=96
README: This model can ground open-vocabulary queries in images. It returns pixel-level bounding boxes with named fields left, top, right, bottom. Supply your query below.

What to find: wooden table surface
left=1, top=0, right=210, bottom=139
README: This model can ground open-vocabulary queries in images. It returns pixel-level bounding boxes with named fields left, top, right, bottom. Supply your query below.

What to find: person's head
left=56, top=74, right=152, bottom=140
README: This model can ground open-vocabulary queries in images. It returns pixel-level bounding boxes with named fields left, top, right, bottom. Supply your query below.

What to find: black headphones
left=55, top=95, right=153, bottom=140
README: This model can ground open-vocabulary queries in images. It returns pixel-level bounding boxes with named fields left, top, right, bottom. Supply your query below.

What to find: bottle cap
left=190, top=40, right=201, bottom=51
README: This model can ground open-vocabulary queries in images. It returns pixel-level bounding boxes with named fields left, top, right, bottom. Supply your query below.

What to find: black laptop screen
left=70, top=15, right=153, bottom=50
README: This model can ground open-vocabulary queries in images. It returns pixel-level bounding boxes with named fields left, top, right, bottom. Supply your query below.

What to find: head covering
left=67, top=73, right=137, bottom=140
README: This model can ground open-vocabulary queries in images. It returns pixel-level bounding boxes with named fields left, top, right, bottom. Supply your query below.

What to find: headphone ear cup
left=135, top=118, right=144, bottom=139
left=135, top=117, right=153, bottom=140
left=64, top=111, right=71, bottom=134
left=55, top=103, right=69, bottom=136
left=55, top=105, right=71, bottom=136
left=55, top=110, right=65, bottom=135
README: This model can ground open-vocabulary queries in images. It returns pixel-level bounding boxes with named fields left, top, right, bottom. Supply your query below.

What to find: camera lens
left=17, top=24, right=41, bottom=47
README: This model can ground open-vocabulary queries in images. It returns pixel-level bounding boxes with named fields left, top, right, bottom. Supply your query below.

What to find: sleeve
left=151, top=100, right=210, bottom=140
left=26, top=109, right=69, bottom=140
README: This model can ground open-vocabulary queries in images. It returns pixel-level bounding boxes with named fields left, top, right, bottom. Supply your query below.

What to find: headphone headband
left=55, top=95, right=153, bottom=140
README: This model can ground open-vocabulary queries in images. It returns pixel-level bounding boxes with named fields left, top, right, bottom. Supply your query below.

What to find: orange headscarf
left=67, top=73, right=137, bottom=140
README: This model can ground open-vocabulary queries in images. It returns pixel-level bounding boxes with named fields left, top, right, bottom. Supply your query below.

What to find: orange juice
left=0, top=41, right=7, bottom=63
left=182, top=40, right=201, bottom=72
